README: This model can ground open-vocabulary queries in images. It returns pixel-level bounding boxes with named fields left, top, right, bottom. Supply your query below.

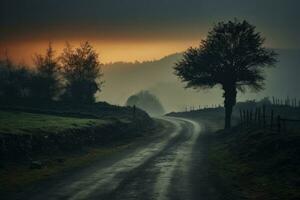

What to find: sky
left=1, top=0, right=300, bottom=64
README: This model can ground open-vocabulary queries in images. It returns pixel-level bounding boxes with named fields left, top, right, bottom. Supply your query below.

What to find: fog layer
left=97, top=49, right=300, bottom=112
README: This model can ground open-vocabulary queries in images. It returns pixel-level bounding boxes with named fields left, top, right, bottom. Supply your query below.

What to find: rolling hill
left=98, top=49, right=300, bottom=112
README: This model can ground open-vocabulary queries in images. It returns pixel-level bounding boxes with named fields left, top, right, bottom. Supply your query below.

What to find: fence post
left=133, top=105, right=137, bottom=120
left=243, top=110, right=246, bottom=125
left=239, top=109, right=243, bottom=125
left=258, top=108, right=261, bottom=126
left=246, top=110, right=249, bottom=126
left=270, top=109, right=274, bottom=130
left=255, top=108, right=258, bottom=123
left=263, top=104, right=266, bottom=128
left=277, top=115, right=281, bottom=133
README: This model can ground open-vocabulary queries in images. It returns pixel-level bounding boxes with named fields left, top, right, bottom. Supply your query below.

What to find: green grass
left=0, top=110, right=110, bottom=135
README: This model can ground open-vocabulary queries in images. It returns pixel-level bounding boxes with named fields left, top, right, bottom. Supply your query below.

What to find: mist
left=97, top=49, right=300, bottom=112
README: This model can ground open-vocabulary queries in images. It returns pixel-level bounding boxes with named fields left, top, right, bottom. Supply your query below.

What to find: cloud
left=1, top=0, right=300, bottom=48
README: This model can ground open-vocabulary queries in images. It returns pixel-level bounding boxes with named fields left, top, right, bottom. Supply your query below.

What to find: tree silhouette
left=0, top=55, right=33, bottom=101
left=174, top=20, right=278, bottom=129
left=60, top=42, right=103, bottom=104
left=33, top=43, right=61, bottom=101
left=126, top=91, right=165, bottom=116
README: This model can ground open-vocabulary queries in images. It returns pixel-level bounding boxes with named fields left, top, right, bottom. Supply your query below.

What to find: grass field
left=0, top=110, right=110, bottom=135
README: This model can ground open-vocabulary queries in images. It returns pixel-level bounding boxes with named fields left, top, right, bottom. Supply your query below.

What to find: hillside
left=99, top=49, right=300, bottom=112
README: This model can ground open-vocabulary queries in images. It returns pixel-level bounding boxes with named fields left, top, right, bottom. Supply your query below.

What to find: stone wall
left=0, top=119, right=152, bottom=161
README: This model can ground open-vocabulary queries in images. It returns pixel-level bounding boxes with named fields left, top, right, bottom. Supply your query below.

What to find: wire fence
left=239, top=105, right=300, bottom=133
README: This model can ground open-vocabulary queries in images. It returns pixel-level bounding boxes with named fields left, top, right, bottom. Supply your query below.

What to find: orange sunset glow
left=0, top=39, right=200, bottom=65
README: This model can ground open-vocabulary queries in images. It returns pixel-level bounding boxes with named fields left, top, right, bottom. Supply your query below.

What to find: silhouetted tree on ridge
left=32, top=43, right=61, bottom=101
left=0, top=42, right=104, bottom=105
left=60, top=42, right=103, bottom=104
left=0, top=55, right=33, bottom=101
left=174, top=19, right=278, bottom=129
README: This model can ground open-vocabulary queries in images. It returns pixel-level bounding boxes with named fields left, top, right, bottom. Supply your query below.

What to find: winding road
left=12, top=117, right=207, bottom=200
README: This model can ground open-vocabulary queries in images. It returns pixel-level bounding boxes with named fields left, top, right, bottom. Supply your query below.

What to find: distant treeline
left=0, top=42, right=103, bottom=105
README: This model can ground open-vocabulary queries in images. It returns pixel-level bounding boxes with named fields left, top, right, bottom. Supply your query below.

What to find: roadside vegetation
left=0, top=110, right=108, bottom=135
left=207, top=126, right=300, bottom=200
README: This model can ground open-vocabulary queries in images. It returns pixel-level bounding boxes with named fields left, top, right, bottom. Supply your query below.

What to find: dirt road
left=9, top=117, right=218, bottom=200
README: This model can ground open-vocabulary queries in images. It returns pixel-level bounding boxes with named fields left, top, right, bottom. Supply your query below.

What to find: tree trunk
left=223, top=84, right=237, bottom=129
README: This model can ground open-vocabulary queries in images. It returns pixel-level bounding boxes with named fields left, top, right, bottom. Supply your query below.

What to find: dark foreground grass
left=207, top=126, right=300, bottom=200
left=0, top=110, right=110, bottom=135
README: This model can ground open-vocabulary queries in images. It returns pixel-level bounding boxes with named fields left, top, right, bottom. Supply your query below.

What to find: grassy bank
left=0, top=110, right=110, bottom=135
left=0, top=102, right=153, bottom=158
left=206, top=126, right=300, bottom=200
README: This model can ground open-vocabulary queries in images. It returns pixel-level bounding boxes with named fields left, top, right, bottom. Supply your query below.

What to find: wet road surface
left=13, top=117, right=203, bottom=200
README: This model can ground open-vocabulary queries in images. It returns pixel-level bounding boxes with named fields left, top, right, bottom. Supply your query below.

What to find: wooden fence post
left=239, top=109, right=243, bottom=125
left=243, top=110, right=246, bottom=125
left=263, top=104, right=266, bottom=128
left=246, top=110, right=249, bottom=126
left=258, top=108, right=261, bottom=126
left=277, top=115, right=281, bottom=133
left=133, top=105, right=136, bottom=120
left=270, top=109, right=274, bottom=130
